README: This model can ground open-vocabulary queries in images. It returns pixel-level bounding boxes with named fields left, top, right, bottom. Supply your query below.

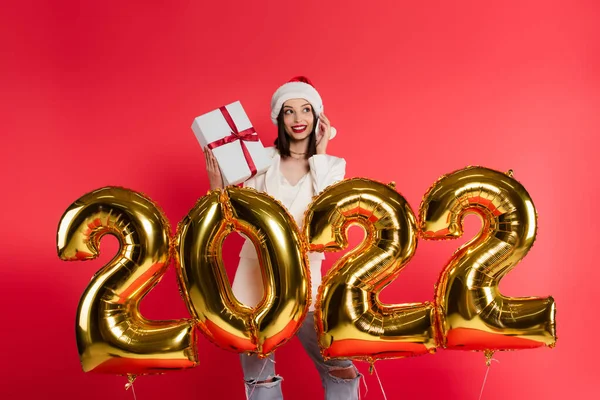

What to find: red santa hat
left=270, top=76, right=337, bottom=139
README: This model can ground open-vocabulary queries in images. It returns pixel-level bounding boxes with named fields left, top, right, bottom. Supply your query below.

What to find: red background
left=1, top=1, right=598, bottom=399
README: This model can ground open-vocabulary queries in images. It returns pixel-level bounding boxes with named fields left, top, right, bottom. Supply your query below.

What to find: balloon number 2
left=56, top=167, right=557, bottom=376
left=418, top=167, right=556, bottom=351
left=56, top=187, right=198, bottom=375
left=304, top=178, right=437, bottom=363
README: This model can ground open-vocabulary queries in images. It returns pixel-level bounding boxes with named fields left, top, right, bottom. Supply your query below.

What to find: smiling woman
left=277, top=98, right=317, bottom=185
left=283, top=99, right=314, bottom=137
left=203, top=76, right=359, bottom=400
left=277, top=97, right=316, bottom=158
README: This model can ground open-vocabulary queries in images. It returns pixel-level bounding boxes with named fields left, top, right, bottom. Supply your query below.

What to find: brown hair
left=273, top=108, right=318, bottom=159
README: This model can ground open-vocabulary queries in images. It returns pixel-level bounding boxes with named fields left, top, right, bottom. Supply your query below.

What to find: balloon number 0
left=56, top=167, right=557, bottom=376
left=175, top=187, right=311, bottom=357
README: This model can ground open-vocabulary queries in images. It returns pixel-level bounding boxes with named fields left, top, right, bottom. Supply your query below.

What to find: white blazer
left=238, top=146, right=346, bottom=262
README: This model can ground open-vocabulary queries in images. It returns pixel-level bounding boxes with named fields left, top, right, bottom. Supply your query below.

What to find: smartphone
left=315, top=118, right=336, bottom=139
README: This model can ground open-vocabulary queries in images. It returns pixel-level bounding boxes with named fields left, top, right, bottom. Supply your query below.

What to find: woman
left=204, top=76, right=360, bottom=399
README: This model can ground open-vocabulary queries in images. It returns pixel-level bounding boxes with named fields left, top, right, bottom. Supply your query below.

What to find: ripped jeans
left=240, top=312, right=361, bottom=399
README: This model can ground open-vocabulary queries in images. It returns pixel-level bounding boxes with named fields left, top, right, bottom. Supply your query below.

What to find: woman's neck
left=288, top=138, right=309, bottom=155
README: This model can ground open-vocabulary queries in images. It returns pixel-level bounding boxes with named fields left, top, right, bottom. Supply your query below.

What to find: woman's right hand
left=204, top=147, right=224, bottom=190
left=315, top=112, right=332, bottom=154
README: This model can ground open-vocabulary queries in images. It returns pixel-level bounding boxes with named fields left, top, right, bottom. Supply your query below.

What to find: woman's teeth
left=292, top=125, right=307, bottom=133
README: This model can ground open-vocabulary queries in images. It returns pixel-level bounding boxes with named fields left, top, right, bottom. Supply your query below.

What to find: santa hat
left=270, top=76, right=337, bottom=139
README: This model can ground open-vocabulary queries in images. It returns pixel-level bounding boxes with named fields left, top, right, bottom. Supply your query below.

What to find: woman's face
left=282, top=98, right=315, bottom=141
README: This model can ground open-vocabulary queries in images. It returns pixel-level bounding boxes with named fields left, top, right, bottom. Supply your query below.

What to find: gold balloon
left=175, top=187, right=310, bottom=357
left=56, top=187, right=198, bottom=375
left=304, top=178, right=437, bottom=362
left=418, top=167, right=556, bottom=351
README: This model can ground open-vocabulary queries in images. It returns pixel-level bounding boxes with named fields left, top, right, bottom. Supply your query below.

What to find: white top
left=231, top=147, right=347, bottom=311
left=279, top=172, right=309, bottom=208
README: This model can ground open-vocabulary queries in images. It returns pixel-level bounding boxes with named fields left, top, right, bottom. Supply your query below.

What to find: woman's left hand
left=316, top=113, right=331, bottom=154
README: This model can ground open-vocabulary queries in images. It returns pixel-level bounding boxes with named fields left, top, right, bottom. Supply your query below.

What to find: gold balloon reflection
left=418, top=167, right=556, bottom=351
left=56, top=187, right=198, bottom=375
left=304, top=178, right=437, bottom=362
left=175, top=187, right=310, bottom=357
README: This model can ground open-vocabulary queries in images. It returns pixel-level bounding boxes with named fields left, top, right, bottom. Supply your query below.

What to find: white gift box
left=191, top=101, right=271, bottom=186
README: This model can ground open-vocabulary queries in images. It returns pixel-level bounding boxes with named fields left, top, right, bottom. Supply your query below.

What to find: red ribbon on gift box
left=207, top=106, right=259, bottom=179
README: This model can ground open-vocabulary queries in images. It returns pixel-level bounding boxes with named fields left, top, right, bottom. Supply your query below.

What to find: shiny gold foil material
left=56, top=187, right=198, bottom=375
left=418, top=167, right=556, bottom=351
left=175, top=187, right=310, bottom=357
left=304, top=178, right=437, bottom=362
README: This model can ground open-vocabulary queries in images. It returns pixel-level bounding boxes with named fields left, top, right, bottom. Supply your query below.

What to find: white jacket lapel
left=264, top=153, right=280, bottom=201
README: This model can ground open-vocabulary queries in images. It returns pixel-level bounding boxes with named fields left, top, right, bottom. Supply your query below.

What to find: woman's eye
left=284, top=109, right=293, bottom=115
left=303, top=107, right=311, bottom=113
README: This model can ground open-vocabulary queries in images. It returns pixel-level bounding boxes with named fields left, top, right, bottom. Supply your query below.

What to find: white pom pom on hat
left=270, top=76, right=336, bottom=140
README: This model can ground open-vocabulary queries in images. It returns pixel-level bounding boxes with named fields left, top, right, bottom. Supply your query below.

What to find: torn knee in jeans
left=244, top=375, right=283, bottom=388
left=327, top=365, right=359, bottom=381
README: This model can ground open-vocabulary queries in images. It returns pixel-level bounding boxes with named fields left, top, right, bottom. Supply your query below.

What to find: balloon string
left=246, top=357, right=275, bottom=400
left=124, top=375, right=137, bottom=400
left=372, top=364, right=388, bottom=400
left=358, top=369, right=368, bottom=400
left=478, top=351, right=499, bottom=400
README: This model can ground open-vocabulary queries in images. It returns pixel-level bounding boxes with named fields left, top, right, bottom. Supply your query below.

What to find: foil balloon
left=418, top=167, right=556, bottom=351
left=56, top=187, right=198, bottom=375
left=304, top=178, right=437, bottom=362
left=175, top=186, right=310, bottom=357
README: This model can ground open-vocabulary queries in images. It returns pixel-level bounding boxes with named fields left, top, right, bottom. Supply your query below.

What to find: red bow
left=207, top=106, right=258, bottom=179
